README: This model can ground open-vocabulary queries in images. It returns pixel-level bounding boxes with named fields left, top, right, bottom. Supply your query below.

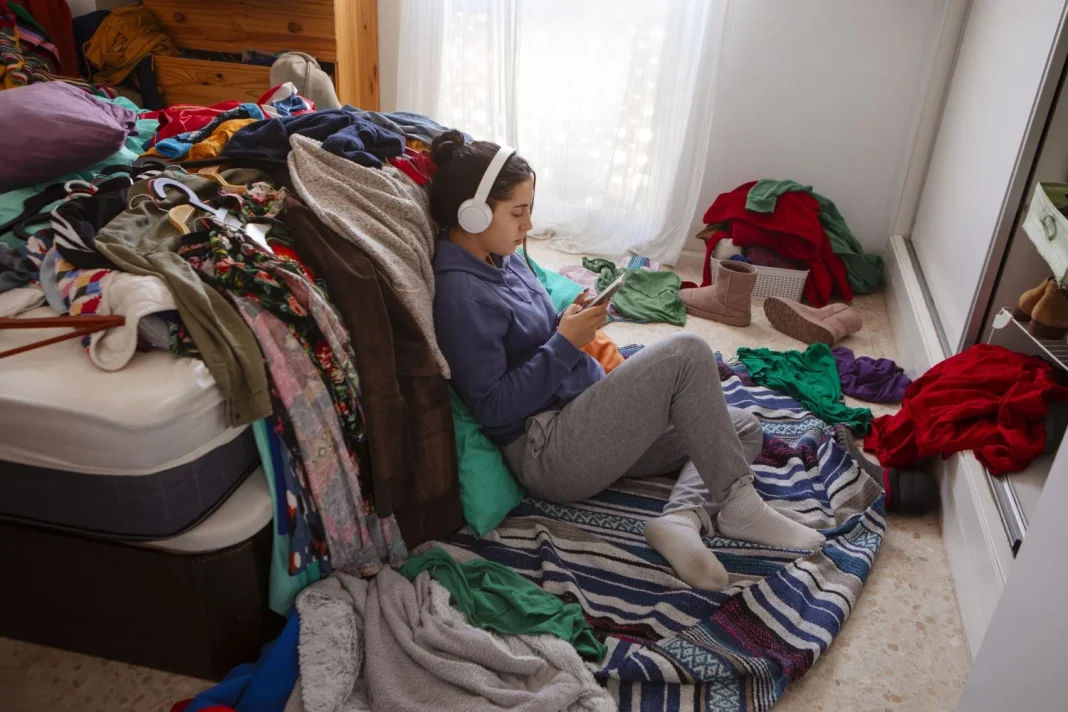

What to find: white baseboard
left=885, top=234, right=1008, bottom=659
left=884, top=234, right=946, bottom=378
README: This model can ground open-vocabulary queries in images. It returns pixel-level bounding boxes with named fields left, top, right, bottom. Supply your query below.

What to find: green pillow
left=518, top=248, right=585, bottom=310
left=450, top=386, right=525, bottom=537
left=450, top=251, right=585, bottom=536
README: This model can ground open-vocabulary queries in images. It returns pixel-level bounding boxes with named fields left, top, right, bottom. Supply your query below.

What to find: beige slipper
left=763, top=297, right=861, bottom=345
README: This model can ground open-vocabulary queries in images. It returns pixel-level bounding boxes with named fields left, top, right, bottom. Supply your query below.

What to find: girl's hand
left=571, top=289, right=592, bottom=307
left=559, top=303, right=607, bottom=349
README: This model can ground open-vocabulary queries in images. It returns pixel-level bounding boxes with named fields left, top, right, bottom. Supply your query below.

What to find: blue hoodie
left=433, top=239, right=605, bottom=444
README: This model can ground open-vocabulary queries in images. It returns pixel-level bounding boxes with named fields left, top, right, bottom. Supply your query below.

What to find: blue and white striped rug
left=444, top=359, right=885, bottom=711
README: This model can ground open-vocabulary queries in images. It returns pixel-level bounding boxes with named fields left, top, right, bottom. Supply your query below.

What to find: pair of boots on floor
left=1015, top=276, right=1068, bottom=338
left=681, top=260, right=861, bottom=344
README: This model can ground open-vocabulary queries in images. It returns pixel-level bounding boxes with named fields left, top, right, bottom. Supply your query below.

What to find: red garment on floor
left=699, top=181, right=853, bottom=306
left=143, top=101, right=245, bottom=147
left=865, top=344, right=1068, bottom=475
left=21, top=0, right=77, bottom=76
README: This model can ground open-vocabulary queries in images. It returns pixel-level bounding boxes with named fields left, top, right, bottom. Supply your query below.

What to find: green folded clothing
left=737, top=343, right=873, bottom=435
left=583, top=256, right=685, bottom=326
left=401, top=547, right=607, bottom=661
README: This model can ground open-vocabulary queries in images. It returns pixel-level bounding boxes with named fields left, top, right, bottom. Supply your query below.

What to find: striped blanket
left=442, top=359, right=885, bottom=711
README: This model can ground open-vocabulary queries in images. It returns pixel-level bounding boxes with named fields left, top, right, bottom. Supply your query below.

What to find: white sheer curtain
left=396, top=0, right=728, bottom=264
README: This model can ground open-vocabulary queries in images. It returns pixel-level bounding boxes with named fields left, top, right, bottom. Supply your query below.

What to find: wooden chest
left=144, top=0, right=378, bottom=110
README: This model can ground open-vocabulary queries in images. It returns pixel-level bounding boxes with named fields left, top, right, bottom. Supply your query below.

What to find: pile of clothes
left=176, top=546, right=615, bottom=712
left=1, top=1, right=341, bottom=113
left=176, top=356, right=892, bottom=712
left=0, top=0, right=184, bottom=106
left=866, top=344, right=1068, bottom=475
left=0, top=73, right=465, bottom=611
left=734, top=343, right=910, bottom=436
left=693, top=179, right=885, bottom=306
left=0, top=0, right=114, bottom=96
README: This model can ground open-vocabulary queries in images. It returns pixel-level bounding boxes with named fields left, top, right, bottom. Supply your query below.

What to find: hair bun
left=430, top=129, right=466, bottom=166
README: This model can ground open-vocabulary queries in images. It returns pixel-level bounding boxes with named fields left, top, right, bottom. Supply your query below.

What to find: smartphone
left=582, top=272, right=627, bottom=311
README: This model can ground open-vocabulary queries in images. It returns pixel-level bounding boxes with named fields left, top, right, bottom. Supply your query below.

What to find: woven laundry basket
left=708, top=257, right=809, bottom=301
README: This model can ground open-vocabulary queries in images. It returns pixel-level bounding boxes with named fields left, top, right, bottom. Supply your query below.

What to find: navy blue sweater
left=432, top=240, right=605, bottom=444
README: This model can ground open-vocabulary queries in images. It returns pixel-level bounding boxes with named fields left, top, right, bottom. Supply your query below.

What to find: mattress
left=0, top=306, right=259, bottom=538
left=0, top=307, right=248, bottom=475
left=141, top=468, right=273, bottom=554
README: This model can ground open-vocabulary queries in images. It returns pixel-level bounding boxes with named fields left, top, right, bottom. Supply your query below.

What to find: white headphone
left=457, top=145, right=516, bottom=233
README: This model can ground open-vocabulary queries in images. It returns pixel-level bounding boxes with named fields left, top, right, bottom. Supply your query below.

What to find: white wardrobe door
left=957, top=443, right=1068, bottom=710
left=910, top=0, right=1067, bottom=349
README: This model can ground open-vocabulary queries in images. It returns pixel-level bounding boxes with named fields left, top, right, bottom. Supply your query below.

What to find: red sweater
left=865, top=344, right=1068, bottom=475
left=699, top=182, right=853, bottom=306
left=22, top=0, right=78, bottom=77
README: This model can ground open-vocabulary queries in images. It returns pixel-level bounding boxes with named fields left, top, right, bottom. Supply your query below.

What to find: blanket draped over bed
left=441, top=358, right=886, bottom=711
left=287, top=134, right=448, bottom=377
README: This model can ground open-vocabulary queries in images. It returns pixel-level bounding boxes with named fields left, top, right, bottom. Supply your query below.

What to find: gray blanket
left=288, top=135, right=449, bottom=377
left=295, top=567, right=614, bottom=712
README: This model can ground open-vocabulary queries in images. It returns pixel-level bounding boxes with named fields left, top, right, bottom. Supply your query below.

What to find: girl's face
left=480, top=178, right=535, bottom=256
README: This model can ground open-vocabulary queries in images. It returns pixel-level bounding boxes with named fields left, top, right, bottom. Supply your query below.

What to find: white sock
left=644, top=510, right=729, bottom=591
left=716, top=477, right=826, bottom=550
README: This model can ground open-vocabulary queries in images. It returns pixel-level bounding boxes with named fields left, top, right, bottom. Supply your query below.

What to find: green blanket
left=517, top=247, right=585, bottom=310
left=401, top=547, right=607, bottom=660
left=746, top=179, right=883, bottom=294
left=582, top=257, right=685, bottom=326
left=736, top=343, right=873, bottom=435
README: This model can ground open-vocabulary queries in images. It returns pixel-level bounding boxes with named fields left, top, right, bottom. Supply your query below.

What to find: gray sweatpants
left=502, top=332, right=763, bottom=523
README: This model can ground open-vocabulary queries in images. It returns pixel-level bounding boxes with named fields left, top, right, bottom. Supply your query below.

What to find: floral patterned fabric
left=181, top=221, right=407, bottom=575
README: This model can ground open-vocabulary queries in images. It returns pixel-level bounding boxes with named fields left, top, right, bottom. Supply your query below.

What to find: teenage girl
left=429, top=129, right=824, bottom=590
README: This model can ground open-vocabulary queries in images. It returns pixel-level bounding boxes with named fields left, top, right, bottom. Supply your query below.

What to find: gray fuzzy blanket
left=294, top=566, right=613, bottom=712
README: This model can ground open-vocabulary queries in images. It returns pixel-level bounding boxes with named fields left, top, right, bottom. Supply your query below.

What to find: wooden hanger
left=152, top=177, right=272, bottom=253
left=197, top=166, right=248, bottom=194
left=169, top=204, right=196, bottom=235
left=0, top=315, right=126, bottom=360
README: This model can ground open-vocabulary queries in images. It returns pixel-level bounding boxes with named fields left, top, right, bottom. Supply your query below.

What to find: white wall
left=378, top=0, right=947, bottom=253
left=692, top=0, right=947, bottom=252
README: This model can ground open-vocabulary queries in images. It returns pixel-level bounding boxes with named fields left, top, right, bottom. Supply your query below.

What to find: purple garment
left=0, top=82, right=138, bottom=191
left=832, top=346, right=912, bottom=404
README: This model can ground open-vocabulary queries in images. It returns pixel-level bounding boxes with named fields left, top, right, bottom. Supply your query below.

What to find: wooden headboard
left=144, top=0, right=379, bottom=110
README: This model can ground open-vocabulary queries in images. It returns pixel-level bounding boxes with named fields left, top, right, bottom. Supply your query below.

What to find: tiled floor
left=1, top=244, right=972, bottom=711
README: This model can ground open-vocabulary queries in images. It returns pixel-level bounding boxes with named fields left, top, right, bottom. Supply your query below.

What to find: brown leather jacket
left=286, top=197, right=462, bottom=547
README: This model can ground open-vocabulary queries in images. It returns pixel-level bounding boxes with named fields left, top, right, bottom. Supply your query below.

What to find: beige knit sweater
left=287, top=135, right=449, bottom=377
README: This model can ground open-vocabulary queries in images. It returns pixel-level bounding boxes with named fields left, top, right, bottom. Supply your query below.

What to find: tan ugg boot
left=763, top=297, right=862, bottom=345
left=1028, top=281, right=1068, bottom=339
left=679, top=261, right=757, bottom=326
left=1013, top=277, right=1054, bottom=323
